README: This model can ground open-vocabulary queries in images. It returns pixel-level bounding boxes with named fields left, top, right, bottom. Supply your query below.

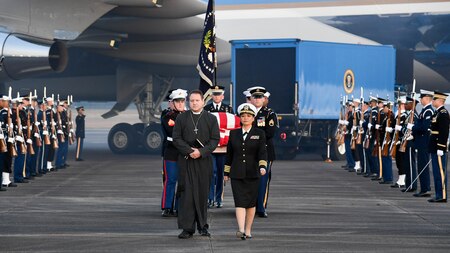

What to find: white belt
left=167, top=137, right=173, bottom=142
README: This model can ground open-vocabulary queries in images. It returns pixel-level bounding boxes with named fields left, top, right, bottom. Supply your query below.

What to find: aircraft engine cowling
left=0, top=32, right=68, bottom=81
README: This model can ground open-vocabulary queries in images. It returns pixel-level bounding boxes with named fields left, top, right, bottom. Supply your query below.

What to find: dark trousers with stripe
left=431, top=153, right=447, bottom=200
left=381, top=155, right=393, bottom=182
left=257, top=160, right=272, bottom=214
left=161, top=160, right=179, bottom=210
left=344, top=136, right=355, bottom=168
left=76, top=137, right=84, bottom=160
left=417, top=148, right=431, bottom=193
left=209, top=153, right=225, bottom=204
left=56, top=140, right=68, bottom=168
left=13, top=153, right=26, bottom=182
left=38, top=143, right=46, bottom=173
left=403, top=147, right=417, bottom=190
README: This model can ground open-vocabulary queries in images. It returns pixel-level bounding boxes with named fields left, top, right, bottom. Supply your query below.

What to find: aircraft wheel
left=108, top=123, right=137, bottom=154
left=143, top=124, right=163, bottom=154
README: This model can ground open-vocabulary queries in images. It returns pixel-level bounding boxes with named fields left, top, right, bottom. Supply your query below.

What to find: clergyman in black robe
left=172, top=90, right=220, bottom=239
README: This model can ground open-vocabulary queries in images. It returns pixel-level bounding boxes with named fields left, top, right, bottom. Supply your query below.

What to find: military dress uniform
left=411, top=91, right=434, bottom=196
left=361, top=105, right=372, bottom=175
left=37, top=104, right=48, bottom=174
left=344, top=105, right=355, bottom=170
left=204, top=86, right=234, bottom=208
left=12, top=103, right=28, bottom=183
left=56, top=105, right=69, bottom=169
left=391, top=105, right=407, bottom=188
left=401, top=98, right=418, bottom=192
left=428, top=91, right=449, bottom=203
left=379, top=104, right=395, bottom=184
left=1, top=100, right=17, bottom=188
left=248, top=87, right=279, bottom=218
left=371, top=100, right=386, bottom=180
left=75, top=107, right=85, bottom=161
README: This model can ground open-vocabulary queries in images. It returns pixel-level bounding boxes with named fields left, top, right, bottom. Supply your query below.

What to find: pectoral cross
left=194, top=128, right=198, bottom=134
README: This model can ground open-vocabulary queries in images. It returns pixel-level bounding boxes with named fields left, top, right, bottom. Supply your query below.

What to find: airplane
left=1, top=0, right=449, bottom=155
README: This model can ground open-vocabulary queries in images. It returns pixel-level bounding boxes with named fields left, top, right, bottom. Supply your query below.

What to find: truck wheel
left=108, top=123, right=137, bottom=154
left=143, top=124, right=163, bottom=154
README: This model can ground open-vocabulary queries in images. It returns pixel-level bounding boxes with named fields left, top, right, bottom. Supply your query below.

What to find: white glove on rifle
left=407, top=123, right=414, bottom=130
left=437, top=150, right=444, bottom=156
left=395, top=125, right=402, bottom=131
left=43, top=130, right=49, bottom=136
left=35, top=122, right=40, bottom=126
left=343, top=120, right=349, bottom=126
left=57, top=129, right=63, bottom=134
left=351, top=126, right=357, bottom=132
left=359, top=120, right=364, bottom=127
left=368, top=123, right=373, bottom=129
left=0, top=134, right=4, bottom=139
left=26, top=139, right=32, bottom=144
left=375, top=124, right=381, bottom=130
left=386, top=127, right=393, bottom=133
left=34, top=132, right=40, bottom=138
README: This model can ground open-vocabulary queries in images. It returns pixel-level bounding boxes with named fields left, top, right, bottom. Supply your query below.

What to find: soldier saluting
left=428, top=91, right=449, bottom=203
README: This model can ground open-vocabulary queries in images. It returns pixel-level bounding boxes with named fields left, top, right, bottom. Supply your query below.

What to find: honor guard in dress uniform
left=401, top=97, right=418, bottom=192
left=248, top=86, right=279, bottom=218
left=390, top=97, right=407, bottom=188
left=12, top=95, right=29, bottom=183
left=342, top=101, right=355, bottom=171
left=204, top=85, right=233, bottom=208
left=371, top=97, right=386, bottom=181
left=37, top=99, right=48, bottom=174
left=427, top=91, right=449, bottom=203
left=23, top=95, right=39, bottom=179
left=1, top=94, right=17, bottom=189
left=360, top=101, right=371, bottom=176
left=160, top=89, right=187, bottom=217
left=243, top=90, right=251, bottom=103
left=55, top=100, right=69, bottom=169
left=409, top=90, right=434, bottom=197
left=350, top=98, right=362, bottom=173
left=29, top=95, right=43, bottom=178
left=44, top=97, right=57, bottom=171
left=75, top=106, right=85, bottom=161
left=364, top=96, right=379, bottom=177
left=379, top=99, right=395, bottom=184
left=161, top=89, right=175, bottom=159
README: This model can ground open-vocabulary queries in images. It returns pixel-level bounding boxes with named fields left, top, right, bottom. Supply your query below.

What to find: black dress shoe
left=64, top=164, right=70, bottom=167
left=34, top=173, right=43, bottom=177
left=161, top=209, right=171, bottom=217
left=413, top=192, right=431, bottom=197
left=207, top=200, right=214, bottom=208
left=341, top=165, right=349, bottom=168
left=24, top=177, right=34, bottom=180
left=257, top=212, right=268, bottom=218
left=379, top=180, right=393, bottom=184
left=390, top=183, right=404, bottom=188
left=371, top=177, right=382, bottom=181
left=178, top=230, right=193, bottom=239
left=0, top=188, right=6, bottom=191
left=428, top=198, right=447, bottom=203
left=363, top=173, right=371, bottom=178
left=236, top=231, right=246, bottom=240
left=216, top=202, right=223, bottom=208
left=3, top=183, right=17, bottom=187
left=76, top=158, right=84, bottom=161
left=199, top=228, right=211, bottom=237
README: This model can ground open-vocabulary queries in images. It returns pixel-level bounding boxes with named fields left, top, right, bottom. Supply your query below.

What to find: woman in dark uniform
left=224, top=103, right=267, bottom=240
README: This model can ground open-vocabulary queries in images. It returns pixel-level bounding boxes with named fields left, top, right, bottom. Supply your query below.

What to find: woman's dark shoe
left=236, top=231, right=246, bottom=240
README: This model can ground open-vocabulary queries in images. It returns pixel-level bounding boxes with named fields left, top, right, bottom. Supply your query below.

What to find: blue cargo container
left=230, top=39, right=396, bottom=160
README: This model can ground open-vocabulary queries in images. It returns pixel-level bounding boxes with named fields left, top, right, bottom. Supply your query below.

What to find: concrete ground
left=1, top=142, right=449, bottom=252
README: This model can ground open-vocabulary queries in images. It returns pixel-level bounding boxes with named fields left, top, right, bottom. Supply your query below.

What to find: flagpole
left=213, top=0, right=217, bottom=88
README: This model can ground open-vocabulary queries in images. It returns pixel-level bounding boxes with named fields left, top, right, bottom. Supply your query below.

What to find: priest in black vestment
left=172, top=90, right=220, bottom=239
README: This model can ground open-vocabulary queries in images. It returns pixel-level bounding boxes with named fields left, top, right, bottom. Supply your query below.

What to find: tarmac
left=1, top=146, right=449, bottom=252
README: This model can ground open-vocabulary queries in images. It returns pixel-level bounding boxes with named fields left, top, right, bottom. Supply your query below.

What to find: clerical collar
left=192, top=109, right=203, bottom=115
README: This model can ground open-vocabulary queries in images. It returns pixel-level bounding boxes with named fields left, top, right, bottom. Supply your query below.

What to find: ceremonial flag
left=210, top=112, right=241, bottom=147
left=197, top=0, right=216, bottom=99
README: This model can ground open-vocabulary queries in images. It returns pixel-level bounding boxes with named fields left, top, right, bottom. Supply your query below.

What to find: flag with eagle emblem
left=197, top=0, right=216, bottom=97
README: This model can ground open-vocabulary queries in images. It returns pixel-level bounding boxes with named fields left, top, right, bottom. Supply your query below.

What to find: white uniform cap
left=264, top=91, right=271, bottom=98
left=170, top=89, right=187, bottom=100
left=243, top=90, right=251, bottom=98
left=237, top=103, right=257, bottom=116
left=397, top=96, right=407, bottom=104
left=352, top=98, right=361, bottom=104
left=420, top=89, right=434, bottom=98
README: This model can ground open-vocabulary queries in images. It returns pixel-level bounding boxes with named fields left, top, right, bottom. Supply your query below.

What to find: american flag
left=210, top=112, right=241, bottom=147
left=197, top=0, right=216, bottom=98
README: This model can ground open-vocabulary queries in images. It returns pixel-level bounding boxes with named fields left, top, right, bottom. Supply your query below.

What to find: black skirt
left=231, top=177, right=260, bottom=208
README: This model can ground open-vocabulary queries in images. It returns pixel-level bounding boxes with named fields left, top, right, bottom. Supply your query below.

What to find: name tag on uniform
left=257, top=118, right=265, bottom=127
left=250, top=135, right=260, bottom=140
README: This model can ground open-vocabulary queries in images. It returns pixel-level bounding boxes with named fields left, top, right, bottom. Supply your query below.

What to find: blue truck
left=230, top=39, right=399, bottom=160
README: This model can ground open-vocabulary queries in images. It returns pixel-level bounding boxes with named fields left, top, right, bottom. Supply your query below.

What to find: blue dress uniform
left=160, top=109, right=183, bottom=216
left=37, top=106, right=47, bottom=174
left=371, top=102, right=385, bottom=180
left=75, top=107, right=85, bottom=161
left=44, top=105, right=57, bottom=171
left=401, top=101, right=418, bottom=192
left=24, top=105, right=38, bottom=178
left=1, top=104, right=16, bottom=188
left=249, top=87, right=279, bottom=218
left=204, top=91, right=234, bottom=208
left=56, top=107, right=69, bottom=169
left=344, top=106, right=355, bottom=170
left=361, top=106, right=372, bottom=175
left=391, top=107, right=407, bottom=187
left=13, top=105, right=28, bottom=183
left=412, top=100, right=434, bottom=196
left=379, top=105, right=395, bottom=184
left=428, top=92, right=449, bottom=203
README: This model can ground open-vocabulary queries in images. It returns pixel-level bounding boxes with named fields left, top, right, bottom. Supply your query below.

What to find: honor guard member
left=11, top=96, right=28, bottom=183
left=75, top=106, right=85, bottom=161
left=204, top=85, right=233, bottom=208
left=161, top=89, right=187, bottom=217
left=62, top=101, right=71, bottom=167
left=37, top=99, right=48, bottom=174
left=371, top=97, right=386, bottom=181
left=360, top=101, right=371, bottom=176
left=350, top=98, right=362, bottom=173
left=243, top=90, right=251, bottom=103
left=1, top=94, right=17, bottom=189
left=401, top=97, right=418, bottom=192
left=427, top=91, right=449, bottom=203
left=248, top=86, right=279, bottom=218
left=263, top=91, right=271, bottom=107
left=161, top=89, right=176, bottom=158
left=44, top=97, right=57, bottom=171
left=379, top=99, right=395, bottom=184
left=55, top=100, right=69, bottom=169
left=23, top=95, right=38, bottom=179
left=407, top=90, right=434, bottom=197
left=343, top=101, right=355, bottom=171
left=29, top=96, right=42, bottom=177
left=364, top=96, right=379, bottom=177
left=391, top=97, right=407, bottom=188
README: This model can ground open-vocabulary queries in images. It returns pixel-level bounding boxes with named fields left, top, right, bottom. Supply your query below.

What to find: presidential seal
left=343, top=69, right=355, bottom=94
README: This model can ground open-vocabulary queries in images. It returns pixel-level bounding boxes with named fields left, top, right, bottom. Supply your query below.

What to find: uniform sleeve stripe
left=224, top=165, right=231, bottom=173
left=437, top=144, right=446, bottom=147
left=259, top=160, right=267, bottom=167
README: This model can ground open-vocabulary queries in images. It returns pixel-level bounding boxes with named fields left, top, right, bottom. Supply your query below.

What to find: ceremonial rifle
left=399, top=79, right=416, bottom=152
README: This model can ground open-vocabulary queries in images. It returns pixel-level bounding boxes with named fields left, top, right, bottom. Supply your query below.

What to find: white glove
left=351, top=126, right=357, bottom=132
left=0, top=134, right=4, bottom=139
left=51, top=121, right=56, bottom=126
left=407, top=123, right=414, bottom=130
left=26, top=139, right=32, bottom=144
left=43, top=130, right=49, bottom=136
left=406, top=135, right=414, bottom=141
left=386, top=127, right=393, bottom=133
left=359, top=121, right=364, bottom=127
left=343, top=120, right=349, bottom=126
left=437, top=150, right=444, bottom=156
left=8, top=138, right=14, bottom=143
left=9, top=124, right=13, bottom=129
left=368, top=123, right=373, bottom=129
left=395, top=125, right=402, bottom=131
left=34, top=132, right=40, bottom=138
left=43, top=122, right=47, bottom=127
left=52, top=135, right=57, bottom=139
left=35, top=122, right=40, bottom=126
left=70, top=129, right=74, bottom=133
left=15, top=136, right=23, bottom=142
left=57, top=129, right=63, bottom=134
left=375, top=124, right=381, bottom=130
left=338, top=120, right=343, bottom=125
